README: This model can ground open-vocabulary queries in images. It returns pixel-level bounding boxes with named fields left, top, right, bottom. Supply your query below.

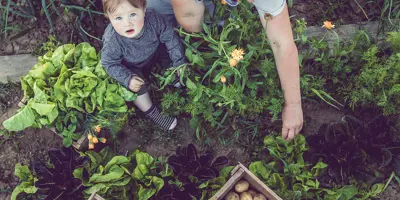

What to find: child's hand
left=129, top=76, right=145, bottom=92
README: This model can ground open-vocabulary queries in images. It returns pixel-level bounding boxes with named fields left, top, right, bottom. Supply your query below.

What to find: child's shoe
left=145, top=105, right=177, bottom=130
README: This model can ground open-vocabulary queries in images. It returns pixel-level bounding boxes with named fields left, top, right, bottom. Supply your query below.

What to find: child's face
left=108, top=1, right=145, bottom=38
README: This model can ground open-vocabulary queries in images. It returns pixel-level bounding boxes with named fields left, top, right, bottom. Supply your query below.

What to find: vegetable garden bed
left=0, top=0, right=399, bottom=200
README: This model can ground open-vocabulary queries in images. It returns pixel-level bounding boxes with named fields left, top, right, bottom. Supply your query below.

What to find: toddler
left=101, top=0, right=186, bottom=130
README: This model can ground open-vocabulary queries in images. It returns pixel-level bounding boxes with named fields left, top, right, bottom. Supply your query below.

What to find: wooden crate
left=18, top=97, right=87, bottom=150
left=210, top=162, right=282, bottom=200
left=88, top=193, right=105, bottom=200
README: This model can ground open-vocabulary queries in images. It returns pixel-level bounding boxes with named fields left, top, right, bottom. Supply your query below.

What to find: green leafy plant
left=250, top=134, right=330, bottom=199
left=11, top=163, right=37, bottom=200
left=156, top=1, right=284, bottom=136
left=75, top=147, right=165, bottom=200
left=249, top=134, right=387, bottom=199
left=2, top=43, right=136, bottom=146
left=74, top=147, right=133, bottom=199
left=129, top=150, right=165, bottom=200
left=347, top=34, right=400, bottom=115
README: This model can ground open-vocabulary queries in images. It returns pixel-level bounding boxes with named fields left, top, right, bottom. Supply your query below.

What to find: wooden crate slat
left=210, top=162, right=282, bottom=200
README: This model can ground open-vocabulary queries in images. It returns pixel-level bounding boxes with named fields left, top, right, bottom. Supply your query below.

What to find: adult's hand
left=282, top=103, right=303, bottom=140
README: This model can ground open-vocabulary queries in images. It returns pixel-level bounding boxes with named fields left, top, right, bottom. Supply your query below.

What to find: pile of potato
left=224, top=180, right=268, bottom=200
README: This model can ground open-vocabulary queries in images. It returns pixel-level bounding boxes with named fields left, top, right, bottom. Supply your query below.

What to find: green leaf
left=84, top=183, right=107, bottom=194
left=63, top=136, right=73, bottom=147
left=14, top=163, right=33, bottom=181
left=11, top=164, right=37, bottom=200
left=104, top=156, right=130, bottom=172
left=136, top=152, right=154, bottom=167
left=370, top=183, right=384, bottom=197
left=152, top=176, right=164, bottom=191
left=264, top=135, right=276, bottom=147
left=267, top=173, right=286, bottom=191
left=138, top=186, right=156, bottom=200
left=89, top=165, right=125, bottom=183
left=30, top=102, right=56, bottom=117
left=219, top=166, right=234, bottom=179
left=11, top=182, right=37, bottom=200
left=119, top=86, right=137, bottom=101
left=73, top=168, right=84, bottom=179
left=311, top=161, right=328, bottom=176
left=3, top=106, right=36, bottom=131
left=249, top=161, right=272, bottom=181
left=186, top=78, right=197, bottom=90
left=133, top=164, right=149, bottom=180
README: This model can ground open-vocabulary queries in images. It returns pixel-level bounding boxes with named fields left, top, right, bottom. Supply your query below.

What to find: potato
left=235, top=180, right=250, bottom=193
left=240, top=192, right=253, bottom=200
left=247, top=189, right=257, bottom=197
left=253, top=193, right=267, bottom=200
left=225, top=191, right=240, bottom=200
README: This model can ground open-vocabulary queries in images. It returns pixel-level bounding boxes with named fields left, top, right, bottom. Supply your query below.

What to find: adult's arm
left=259, top=4, right=303, bottom=140
left=170, top=0, right=205, bottom=32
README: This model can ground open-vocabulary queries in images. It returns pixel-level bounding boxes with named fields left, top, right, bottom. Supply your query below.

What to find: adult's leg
left=146, top=0, right=178, bottom=27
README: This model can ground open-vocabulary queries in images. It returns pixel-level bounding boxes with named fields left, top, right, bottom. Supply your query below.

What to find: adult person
left=147, top=0, right=303, bottom=140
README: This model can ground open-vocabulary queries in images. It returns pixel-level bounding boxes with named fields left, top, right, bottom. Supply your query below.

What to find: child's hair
left=102, top=0, right=147, bottom=17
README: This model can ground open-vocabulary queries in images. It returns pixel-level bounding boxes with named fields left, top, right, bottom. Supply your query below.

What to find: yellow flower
left=99, top=137, right=107, bottom=143
left=220, top=75, right=226, bottom=83
left=322, top=21, right=335, bottom=30
left=94, top=125, right=101, bottom=133
left=229, top=58, right=238, bottom=67
left=88, top=143, right=94, bottom=149
left=230, top=48, right=245, bottom=61
left=92, top=136, right=99, bottom=144
left=87, top=134, right=93, bottom=140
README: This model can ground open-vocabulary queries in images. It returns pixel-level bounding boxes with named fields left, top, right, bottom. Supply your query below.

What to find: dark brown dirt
left=380, top=183, right=400, bottom=200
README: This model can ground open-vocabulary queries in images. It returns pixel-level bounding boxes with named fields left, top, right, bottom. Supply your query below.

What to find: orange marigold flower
left=220, top=75, right=226, bottom=83
left=221, top=0, right=227, bottom=5
left=88, top=143, right=94, bottom=149
left=94, top=125, right=101, bottom=133
left=99, top=137, right=107, bottom=143
left=322, top=21, right=335, bottom=30
left=92, top=136, right=99, bottom=144
left=230, top=48, right=245, bottom=61
left=229, top=58, right=238, bottom=67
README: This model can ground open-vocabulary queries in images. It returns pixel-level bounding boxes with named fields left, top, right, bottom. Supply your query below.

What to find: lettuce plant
left=2, top=43, right=136, bottom=146
left=75, top=147, right=165, bottom=200
left=11, top=163, right=37, bottom=200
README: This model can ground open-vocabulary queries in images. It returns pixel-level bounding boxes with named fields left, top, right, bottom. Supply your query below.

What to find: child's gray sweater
left=101, top=9, right=186, bottom=88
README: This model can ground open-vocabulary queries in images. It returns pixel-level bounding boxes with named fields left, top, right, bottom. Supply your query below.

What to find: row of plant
left=12, top=122, right=400, bottom=200
left=11, top=143, right=232, bottom=200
